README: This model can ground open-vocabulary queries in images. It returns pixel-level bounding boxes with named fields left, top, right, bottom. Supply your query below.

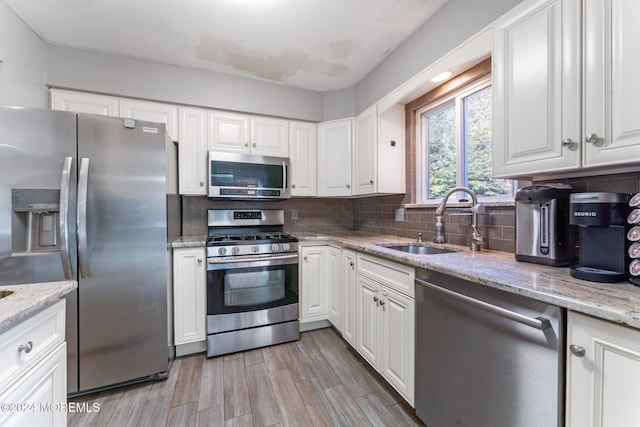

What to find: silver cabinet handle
left=292, top=184, right=296, bottom=189
left=303, top=256, right=308, bottom=261
left=569, top=344, right=586, bottom=357
left=59, top=157, right=73, bottom=280
left=379, top=299, right=385, bottom=306
left=252, top=142, right=257, bottom=148
left=562, top=138, right=576, bottom=148
left=346, top=184, right=351, bottom=189
left=585, top=133, right=598, bottom=144
left=197, top=258, right=203, bottom=264
left=369, top=179, right=374, bottom=185
left=373, top=296, right=379, bottom=302
left=349, top=261, right=354, bottom=268
left=77, top=157, right=91, bottom=279
left=18, top=341, right=33, bottom=354
left=199, top=181, right=205, bottom=187
left=245, top=142, right=249, bottom=147
left=416, top=278, right=552, bottom=331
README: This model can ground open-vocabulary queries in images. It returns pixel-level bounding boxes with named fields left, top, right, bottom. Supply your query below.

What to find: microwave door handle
left=282, top=160, right=287, bottom=192
left=59, top=156, right=73, bottom=280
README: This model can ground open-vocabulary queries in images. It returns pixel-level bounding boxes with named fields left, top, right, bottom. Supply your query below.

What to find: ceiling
left=4, top=0, right=449, bottom=92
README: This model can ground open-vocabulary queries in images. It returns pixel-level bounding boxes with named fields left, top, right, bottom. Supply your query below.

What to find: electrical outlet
left=291, top=209, right=299, bottom=220
left=395, top=208, right=405, bottom=221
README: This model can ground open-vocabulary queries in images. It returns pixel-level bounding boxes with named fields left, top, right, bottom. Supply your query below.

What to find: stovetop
left=206, top=232, right=297, bottom=246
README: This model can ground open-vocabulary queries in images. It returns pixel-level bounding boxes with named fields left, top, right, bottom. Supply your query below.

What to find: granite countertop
left=0, top=281, right=77, bottom=333
left=173, top=232, right=640, bottom=329
left=172, top=235, right=207, bottom=248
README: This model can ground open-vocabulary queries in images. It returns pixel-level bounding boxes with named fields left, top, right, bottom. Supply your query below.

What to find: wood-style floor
left=67, top=327, right=425, bottom=427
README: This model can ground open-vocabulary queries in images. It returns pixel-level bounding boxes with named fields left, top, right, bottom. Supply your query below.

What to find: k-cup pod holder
left=629, top=192, right=640, bottom=286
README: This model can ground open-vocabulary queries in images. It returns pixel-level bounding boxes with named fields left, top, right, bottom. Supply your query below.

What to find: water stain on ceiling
left=4, top=0, right=450, bottom=91
left=196, top=34, right=350, bottom=83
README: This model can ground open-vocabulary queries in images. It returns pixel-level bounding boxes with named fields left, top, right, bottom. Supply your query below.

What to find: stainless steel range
left=206, top=209, right=299, bottom=357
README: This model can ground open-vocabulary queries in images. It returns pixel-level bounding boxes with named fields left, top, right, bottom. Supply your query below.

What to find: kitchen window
left=416, top=76, right=514, bottom=203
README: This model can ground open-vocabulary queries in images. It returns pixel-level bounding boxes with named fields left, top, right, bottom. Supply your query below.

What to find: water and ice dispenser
left=11, top=188, right=61, bottom=255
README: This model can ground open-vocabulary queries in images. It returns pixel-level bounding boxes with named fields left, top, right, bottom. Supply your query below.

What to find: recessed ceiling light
left=430, top=71, right=452, bottom=82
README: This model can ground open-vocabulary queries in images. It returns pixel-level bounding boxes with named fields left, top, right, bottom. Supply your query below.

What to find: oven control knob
left=271, top=243, right=280, bottom=252
left=282, top=243, right=291, bottom=251
left=251, top=245, right=260, bottom=253
left=231, top=247, right=240, bottom=255
left=218, top=247, right=227, bottom=256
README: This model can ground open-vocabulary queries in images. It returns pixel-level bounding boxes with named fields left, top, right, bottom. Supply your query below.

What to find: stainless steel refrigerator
left=0, top=106, right=170, bottom=394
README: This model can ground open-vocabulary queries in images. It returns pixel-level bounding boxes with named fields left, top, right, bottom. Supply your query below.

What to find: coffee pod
left=629, top=225, right=640, bottom=242
left=629, top=209, right=640, bottom=224
left=631, top=259, right=640, bottom=276
left=630, top=242, right=640, bottom=258
left=631, top=193, right=640, bottom=207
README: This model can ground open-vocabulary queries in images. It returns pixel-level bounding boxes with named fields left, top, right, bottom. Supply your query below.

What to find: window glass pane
left=463, top=86, right=513, bottom=197
left=426, top=105, right=456, bottom=199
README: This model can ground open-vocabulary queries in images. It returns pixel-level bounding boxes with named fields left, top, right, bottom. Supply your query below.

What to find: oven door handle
left=207, top=253, right=299, bottom=270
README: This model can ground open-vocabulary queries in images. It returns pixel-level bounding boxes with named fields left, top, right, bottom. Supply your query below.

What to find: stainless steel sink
left=0, top=290, right=14, bottom=299
left=380, top=244, right=457, bottom=255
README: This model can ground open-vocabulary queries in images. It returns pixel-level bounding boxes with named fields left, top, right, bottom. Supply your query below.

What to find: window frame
left=415, top=75, right=513, bottom=204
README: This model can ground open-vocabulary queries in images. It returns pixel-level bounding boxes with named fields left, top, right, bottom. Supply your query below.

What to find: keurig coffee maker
left=570, top=192, right=632, bottom=282
left=515, top=184, right=575, bottom=266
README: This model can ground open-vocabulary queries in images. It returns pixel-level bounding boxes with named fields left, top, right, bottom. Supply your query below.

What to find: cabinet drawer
left=0, top=300, right=65, bottom=388
left=357, top=253, right=415, bottom=297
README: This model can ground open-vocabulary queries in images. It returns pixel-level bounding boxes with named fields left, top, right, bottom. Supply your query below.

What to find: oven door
left=206, top=253, right=298, bottom=315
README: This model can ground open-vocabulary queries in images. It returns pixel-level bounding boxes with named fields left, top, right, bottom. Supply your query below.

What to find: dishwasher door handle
left=416, top=278, right=552, bottom=331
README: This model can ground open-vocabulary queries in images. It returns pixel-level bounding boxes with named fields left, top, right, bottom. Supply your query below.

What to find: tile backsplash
left=179, top=171, right=640, bottom=254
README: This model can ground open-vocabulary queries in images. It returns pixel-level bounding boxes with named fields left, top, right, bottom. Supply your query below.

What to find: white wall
left=45, top=45, right=324, bottom=122
left=0, top=2, right=47, bottom=108
left=355, top=0, right=522, bottom=113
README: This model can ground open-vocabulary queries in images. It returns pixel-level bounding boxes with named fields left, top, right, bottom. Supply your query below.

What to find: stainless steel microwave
left=208, top=151, right=290, bottom=200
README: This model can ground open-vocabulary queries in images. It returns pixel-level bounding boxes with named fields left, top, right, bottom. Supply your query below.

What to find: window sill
left=405, top=198, right=515, bottom=209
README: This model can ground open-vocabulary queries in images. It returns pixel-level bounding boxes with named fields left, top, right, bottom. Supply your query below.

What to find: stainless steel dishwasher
left=415, top=268, right=565, bottom=427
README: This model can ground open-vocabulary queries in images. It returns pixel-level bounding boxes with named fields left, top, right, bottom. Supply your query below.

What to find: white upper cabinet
left=582, top=0, right=640, bottom=168
left=178, top=106, right=208, bottom=195
left=353, top=105, right=377, bottom=195
left=50, top=89, right=119, bottom=117
left=493, top=0, right=581, bottom=178
left=317, top=119, right=353, bottom=197
left=208, top=111, right=289, bottom=157
left=119, top=98, right=179, bottom=142
left=289, top=121, right=317, bottom=196
left=494, top=0, right=640, bottom=178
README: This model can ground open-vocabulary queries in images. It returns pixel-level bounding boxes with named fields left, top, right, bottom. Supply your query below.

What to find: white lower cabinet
left=566, top=311, right=640, bottom=427
left=356, top=253, right=415, bottom=405
left=326, top=246, right=343, bottom=331
left=299, top=245, right=329, bottom=324
left=172, top=247, right=206, bottom=350
left=0, top=300, right=67, bottom=427
left=341, top=249, right=357, bottom=347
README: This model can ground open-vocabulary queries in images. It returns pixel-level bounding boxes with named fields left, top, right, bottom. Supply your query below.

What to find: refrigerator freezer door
left=0, top=107, right=78, bottom=285
left=76, top=114, right=168, bottom=391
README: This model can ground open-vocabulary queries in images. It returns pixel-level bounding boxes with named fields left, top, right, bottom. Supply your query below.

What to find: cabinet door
left=377, top=104, right=406, bottom=194
left=208, top=111, right=251, bottom=154
left=251, top=116, right=289, bottom=157
left=0, top=343, right=67, bottom=427
left=341, top=249, right=357, bottom=346
left=50, top=89, right=118, bottom=116
left=493, top=0, right=580, bottom=178
left=173, top=247, right=206, bottom=345
left=583, top=1, right=640, bottom=167
left=317, top=119, right=353, bottom=197
left=327, top=246, right=343, bottom=331
left=119, top=98, right=179, bottom=142
left=353, top=106, right=377, bottom=195
left=380, top=287, right=415, bottom=405
left=299, top=246, right=328, bottom=322
left=178, top=107, right=208, bottom=195
left=567, top=311, right=640, bottom=427
left=356, top=275, right=380, bottom=368
left=289, top=121, right=317, bottom=196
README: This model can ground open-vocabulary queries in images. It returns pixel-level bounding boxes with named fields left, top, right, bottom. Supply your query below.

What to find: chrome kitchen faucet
left=434, top=187, right=484, bottom=251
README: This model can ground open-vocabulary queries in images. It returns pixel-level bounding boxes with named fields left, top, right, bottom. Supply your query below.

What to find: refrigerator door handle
left=77, top=157, right=90, bottom=278
left=60, top=157, right=74, bottom=280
